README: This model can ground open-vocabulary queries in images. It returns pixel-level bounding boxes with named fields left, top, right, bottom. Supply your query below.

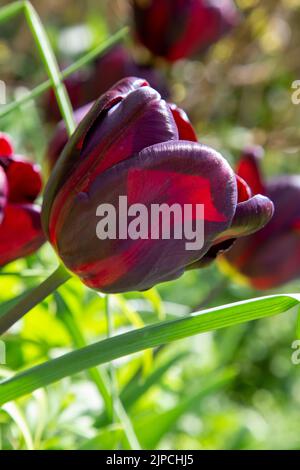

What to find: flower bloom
left=0, top=133, right=45, bottom=266
left=132, top=0, right=240, bottom=62
left=42, top=78, right=273, bottom=293
left=221, top=147, right=300, bottom=289
left=45, top=45, right=169, bottom=122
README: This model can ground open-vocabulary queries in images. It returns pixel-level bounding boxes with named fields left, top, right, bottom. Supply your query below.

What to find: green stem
left=23, top=1, right=75, bottom=134
left=0, top=27, right=128, bottom=119
left=0, top=265, right=71, bottom=336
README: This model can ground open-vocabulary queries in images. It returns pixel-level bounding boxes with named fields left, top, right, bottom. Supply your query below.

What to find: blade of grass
left=2, top=403, right=34, bottom=450
left=0, top=294, right=299, bottom=406
left=23, top=1, right=75, bottom=134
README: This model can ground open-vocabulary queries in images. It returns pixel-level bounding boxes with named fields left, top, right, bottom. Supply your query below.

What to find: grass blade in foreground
left=0, top=294, right=299, bottom=405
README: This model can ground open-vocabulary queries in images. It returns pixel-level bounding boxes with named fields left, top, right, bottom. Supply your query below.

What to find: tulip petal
left=225, top=231, right=300, bottom=290
left=214, top=194, right=274, bottom=242
left=1, top=156, right=43, bottom=203
left=236, top=175, right=251, bottom=202
left=265, top=176, right=300, bottom=233
left=223, top=175, right=300, bottom=289
left=0, top=204, right=45, bottom=267
left=236, top=147, right=265, bottom=195
left=43, top=77, right=150, bottom=236
left=80, top=86, right=178, bottom=176
left=188, top=194, right=274, bottom=270
left=0, top=167, right=8, bottom=223
left=55, top=141, right=237, bottom=293
left=45, top=82, right=179, bottom=244
left=0, top=133, right=13, bottom=157
left=167, top=0, right=240, bottom=61
left=169, top=103, right=198, bottom=142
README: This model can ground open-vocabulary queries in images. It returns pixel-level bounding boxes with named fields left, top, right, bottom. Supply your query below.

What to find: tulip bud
left=0, top=133, right=45, bottom=267
left=42, top=78, right=273, bottom=293
left=133, top=0, right=240, bottom=62
left=221, top=147, right=300, bottom=289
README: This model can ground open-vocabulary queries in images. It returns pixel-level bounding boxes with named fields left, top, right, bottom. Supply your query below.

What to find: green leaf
left=0, top=294, right=299, bottom=406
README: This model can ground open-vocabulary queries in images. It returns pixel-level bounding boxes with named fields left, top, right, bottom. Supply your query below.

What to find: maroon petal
left=2, top=156, right=43, bottom=203
left=225, top=230, right=300, bottom=290
left=214, top=194, right=274, bottom=243
left=0, top=203, right=45, bottom=267
left=80, top=86, right=178, bottom=175
left=133, top=0, right=239, bottom=62
left=223, top=174, right=300, bottom=289
left=0, top=167, right=8, bottom=223
left=188, top=190, right=274, bottom=271
left=42, top=77, right=150, bottom=238
left=55, top=141, right=237, bottom=293
left=44, top=79, right=178, bottom=245
left=169, top=103, right=198, bottom=142
left=236, top=175, right=252, bottom=202
left=167, top=0, right=240, bottom=61
left=0, top=133, right=13, bottom=157
left=264, top=176, right=300, bottom=234
left=236, top=146, right=265, bottom=195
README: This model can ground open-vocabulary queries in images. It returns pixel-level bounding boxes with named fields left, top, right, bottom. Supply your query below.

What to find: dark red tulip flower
left=221, top=147, right=300, bottom=289
left=132, top=0, right=240, bottom=62
left=42, top=77, right=273, bottom=293
left=45, top=45, right=169, bottom=123
left=0, top=133, right=45, bottom=267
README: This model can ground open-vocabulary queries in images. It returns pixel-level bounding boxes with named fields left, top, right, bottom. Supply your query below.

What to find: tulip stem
left=0, top=264, right=71, bottom=336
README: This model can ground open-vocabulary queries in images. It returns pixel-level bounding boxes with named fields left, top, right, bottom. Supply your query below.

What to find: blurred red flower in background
left=221, top=147, right=300, bottom=289
left=0, top=133, right=45, bottom=267
left=132, top=0, right=240, bottom=62
left=45, top=45, right=169, bottom=122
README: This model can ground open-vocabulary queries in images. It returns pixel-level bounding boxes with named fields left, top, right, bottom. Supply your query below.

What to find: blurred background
left=0, top=0, right=300, bottom=450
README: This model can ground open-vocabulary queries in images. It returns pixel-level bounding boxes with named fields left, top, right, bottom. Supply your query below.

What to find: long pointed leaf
left=0, top=294, right=299, bottom=406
